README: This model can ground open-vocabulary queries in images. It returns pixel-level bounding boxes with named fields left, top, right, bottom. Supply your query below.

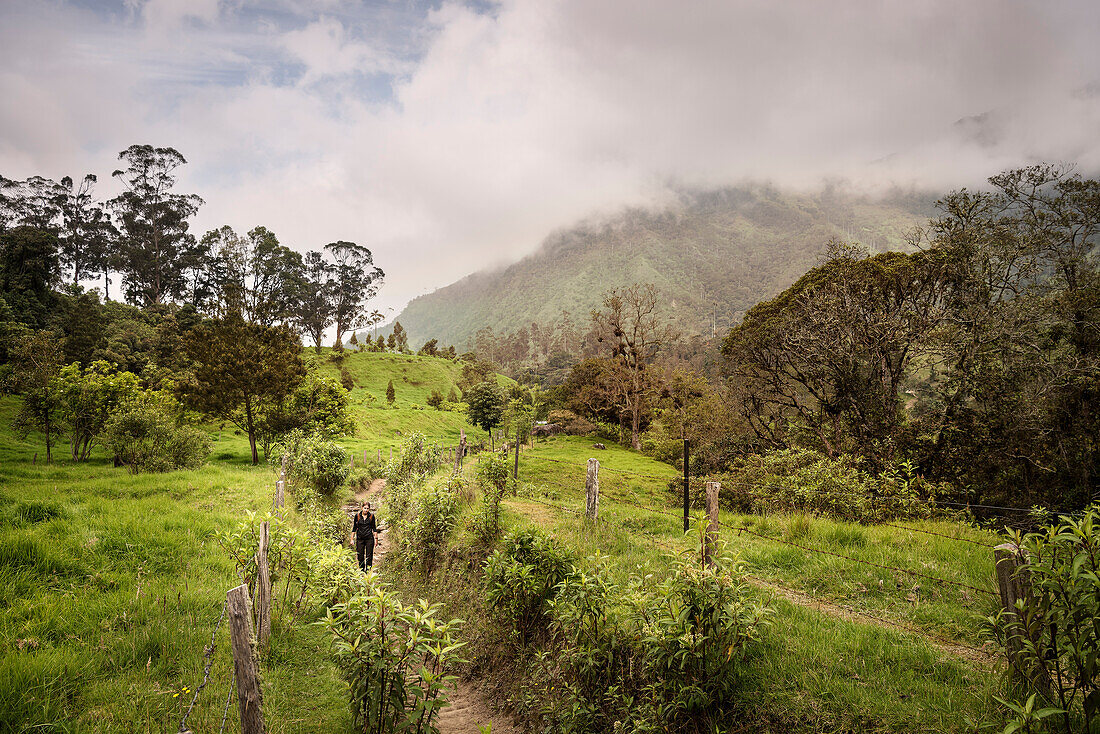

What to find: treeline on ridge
left=476, top=165, right=1100, bottom=517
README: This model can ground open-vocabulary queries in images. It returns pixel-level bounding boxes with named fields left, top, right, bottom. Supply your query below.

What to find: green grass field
left=407, top=433, right=1006, bottom=732
left=1, top=350, right=1011, bottom=732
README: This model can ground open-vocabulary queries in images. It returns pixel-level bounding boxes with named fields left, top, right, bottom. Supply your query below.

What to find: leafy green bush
left=273, top=429, right=350, bottom=495
left=103, top=391, right=211, bottom=473
left=471, top=454, right=508, bottom=545
left=484, top=529, right=574, bottom=644
left=404, top=482, right=459, bottom=574
left=677, top=448, right=945, bottom=523
left=523, top=556, right=770, bottom=734
left=990, top=505, right=1100, bottom=734
left=323, top=573, right=465, bottom=734
left=385, top=432, right=440, bottom=488
left=215, top=511, right=311, bottom=618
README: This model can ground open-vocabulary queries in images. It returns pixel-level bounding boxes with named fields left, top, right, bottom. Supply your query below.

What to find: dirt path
left=352, top=478, right=516, bottom=734
left=745, top=574, right=998, bottom=668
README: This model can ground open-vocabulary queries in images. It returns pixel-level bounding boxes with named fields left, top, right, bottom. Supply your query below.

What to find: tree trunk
left=245, top=396, right=259, bottom=465
left=631, top=407, right=641, bottom=450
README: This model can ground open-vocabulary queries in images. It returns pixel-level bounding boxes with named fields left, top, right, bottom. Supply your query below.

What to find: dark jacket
left=353, top=511, right=377, bottom=541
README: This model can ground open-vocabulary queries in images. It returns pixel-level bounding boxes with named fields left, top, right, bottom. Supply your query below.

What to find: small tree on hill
left=466, top=380, right=505, bottom=449
left=386, top=379, right=396, bottom=405
left=181, top=315, right=306, bottom=464
left=10, top=329, right=65, bottom=463
left=392, top=321, right=409, bottom=353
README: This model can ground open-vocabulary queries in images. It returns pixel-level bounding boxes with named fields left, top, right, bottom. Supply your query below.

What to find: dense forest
left=0, top=144, right=411, bottom=465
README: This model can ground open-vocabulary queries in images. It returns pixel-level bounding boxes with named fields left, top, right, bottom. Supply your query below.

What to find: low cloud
left=1, top=0, right=1098, bottom=313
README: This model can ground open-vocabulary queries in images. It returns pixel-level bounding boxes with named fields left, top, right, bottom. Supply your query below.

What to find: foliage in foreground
left=991, top=504, right=1100, bottom=734
left=483, top=529, right=771, bottom=733
left=323, top=573, right=466, bottom=734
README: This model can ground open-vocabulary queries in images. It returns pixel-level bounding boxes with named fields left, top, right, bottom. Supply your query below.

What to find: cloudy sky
left=2, top=0, right=1099, bottom=314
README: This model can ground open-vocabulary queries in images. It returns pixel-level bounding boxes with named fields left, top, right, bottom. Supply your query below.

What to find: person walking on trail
left=353, top=502, right=381, bottom=572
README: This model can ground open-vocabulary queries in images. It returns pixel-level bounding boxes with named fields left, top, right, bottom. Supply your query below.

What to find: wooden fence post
left=377, top=448, right=382, bottom=463
left=703, top=481, right=720, bottom=568
left=363, top=449, right=367, bottom=463
left=279, top=455, right=286, bottom=481
left=256, top=522, right=272, bottom=650
left=682, top=439, right=690, bottom=533
left=274, top=479, right=284, bottom=510
left=585, top=458, right=600, bottom=521
left=994, top=542, right=1049, bottom=694
left=513, top=426, right=520, bottom=480
left=227, top=584, right=265, bottom=734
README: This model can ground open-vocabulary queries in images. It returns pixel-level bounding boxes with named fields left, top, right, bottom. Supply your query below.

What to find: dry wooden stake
left=227, top=584, right=265, bottom=734
left=585, top=458, right=600, bottom=521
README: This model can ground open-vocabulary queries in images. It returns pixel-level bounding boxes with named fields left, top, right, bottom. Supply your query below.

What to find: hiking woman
left=353, top=502, right=380, bottom=572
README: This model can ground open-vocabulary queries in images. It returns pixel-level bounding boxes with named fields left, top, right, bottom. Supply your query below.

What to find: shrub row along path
left=351, top=477, right=517, bottom=734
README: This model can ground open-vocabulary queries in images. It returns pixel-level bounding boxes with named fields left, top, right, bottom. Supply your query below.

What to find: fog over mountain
left=2, top=1, right=1098, bottom=317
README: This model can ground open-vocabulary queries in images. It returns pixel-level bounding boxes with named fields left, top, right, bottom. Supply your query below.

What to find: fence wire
left=179, top=599, right=228, bottom=734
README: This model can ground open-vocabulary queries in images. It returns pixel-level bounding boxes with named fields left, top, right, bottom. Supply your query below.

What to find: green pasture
left=424, top=434, right=1007, bottom=732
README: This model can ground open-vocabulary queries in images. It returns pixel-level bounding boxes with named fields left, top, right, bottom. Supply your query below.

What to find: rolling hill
left=392, top=184, right=938, bottom=349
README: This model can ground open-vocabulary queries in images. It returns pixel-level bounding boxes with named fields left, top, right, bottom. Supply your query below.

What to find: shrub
left=675, top=449, right=945, bottom=523
left=990, top=506, right=1100, bottom=733
left=215, top=511, right=310, bottom=617
left=385, top=432, right=439, bottom=488
left=484, top=529, right=574, bottom=644
left=323, top=573, right=465, bottom=733
left=385, top=379, right=395, bottom=404
left=522, top=556, right=771, bottom=734
left=405, top=481, right=459, bottom=574
left=426, top=390, right=443, bottom=409
left=472, top=454, right=508, bottom=545
left=104, top=391, right=211, bottom=473
left=339, top=366, right=355, bottom=391
left=273, top=429, right=350, bottom=495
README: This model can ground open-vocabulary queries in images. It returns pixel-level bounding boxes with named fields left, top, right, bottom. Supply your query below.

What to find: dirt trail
left=745, top=574, right=998, bottom=668
left=352, top=478, right=516, bottom=734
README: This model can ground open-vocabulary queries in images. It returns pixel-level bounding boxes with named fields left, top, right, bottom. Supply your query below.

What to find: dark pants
left=356, top=533, right=375, bottom=572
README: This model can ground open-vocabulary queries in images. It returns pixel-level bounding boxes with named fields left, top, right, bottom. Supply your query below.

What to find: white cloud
left=1, top=0, right=1099, bottom=315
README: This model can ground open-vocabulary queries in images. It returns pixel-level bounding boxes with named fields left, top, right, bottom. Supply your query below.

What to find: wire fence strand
left=179, top=600, right=228, bottom=734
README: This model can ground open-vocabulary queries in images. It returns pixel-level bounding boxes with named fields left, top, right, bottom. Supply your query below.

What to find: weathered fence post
left=585, top=458, right=600, bottom=521
left=459, top=430, right=467, bottom=469
left=274, top=478, right=284, bottom=510
left=377, top=448, right=382, bottom=462
left=703, top=481, right=720, bottom=568
left=682, top=439, right=690, bottom=532
left=363, top=448, right=367, bottom=463
left=227, top=584, right=265, bottom=734
left=349, top=454, right=354, bottom=471
left=994, top=542, right=1049, bottom=695
left=256, top=522, right=272, bottom=650
left=513, top=426, right=520, bottom=480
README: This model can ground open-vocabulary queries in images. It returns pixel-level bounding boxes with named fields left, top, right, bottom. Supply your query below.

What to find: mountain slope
left=394, top=184, right=937, bottom=348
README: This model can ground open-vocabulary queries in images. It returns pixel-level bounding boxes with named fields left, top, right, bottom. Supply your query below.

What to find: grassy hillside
left=306, top=349, right=514, bottom=455
left=393, top=184, right=937, bottom=348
